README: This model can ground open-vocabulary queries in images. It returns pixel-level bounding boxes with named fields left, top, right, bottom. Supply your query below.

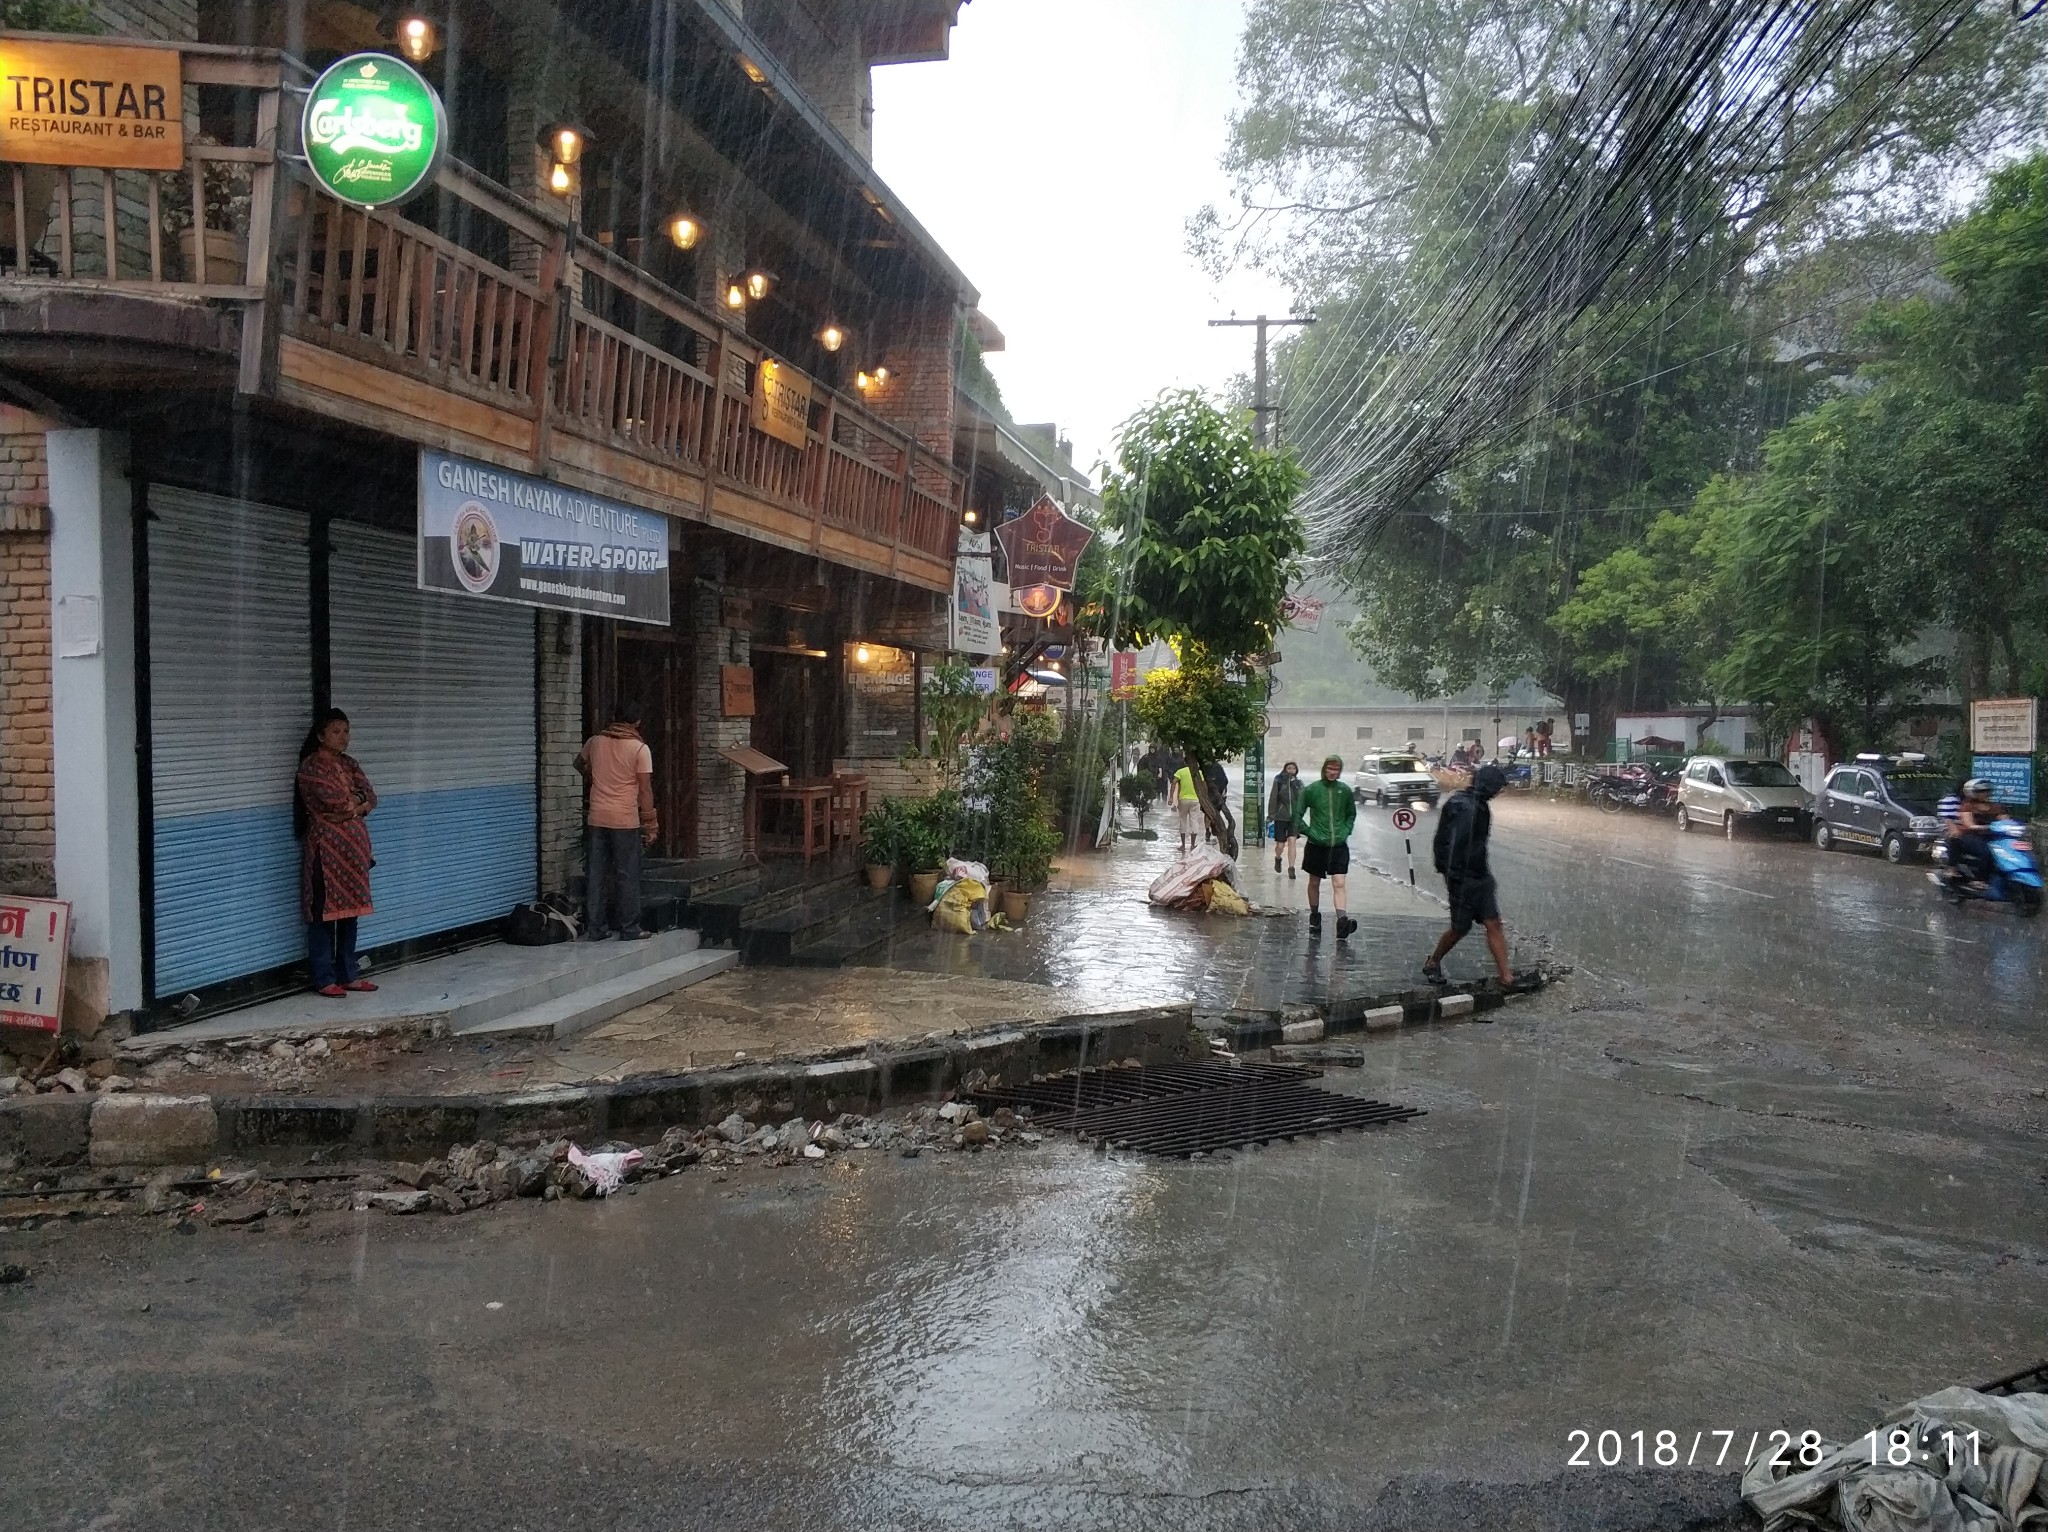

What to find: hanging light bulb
left=666, top=212, right=702, bottom=251
left=547, top=160, right=574, bottom=196
left=856, top=644, right=872, bottom=664
left=817, top=321, right=846, bottom=353
left=542, top=124, right=590, bottom=165
left=744, top=269, right=775, bottom=301
left=855, top=370, right=873, bottom=391
left=724, top=280, right=748, bottom=310
left=962, top=507, right=980, bottom=526
left=396, top=13, right=437, bottom=62
left=872, top=365, right=891, bottom=384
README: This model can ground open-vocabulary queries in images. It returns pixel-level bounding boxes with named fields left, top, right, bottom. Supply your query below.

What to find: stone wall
left=864, top=297, right=960, bottom=461
left=91, top=0, right=198, bottom=41
left=0, top=410, right=54, bottom=896
left=535, top=610, right=583, bottom=891
left=691, top=584, right=751, bottom=859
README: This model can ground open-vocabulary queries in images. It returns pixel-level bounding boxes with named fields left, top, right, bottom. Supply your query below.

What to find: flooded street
left=10, top=799, right=2043, bottom=1530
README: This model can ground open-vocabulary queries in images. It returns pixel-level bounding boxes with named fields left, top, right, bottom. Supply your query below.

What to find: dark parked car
left=1812, top=754, right=1953, bottom=863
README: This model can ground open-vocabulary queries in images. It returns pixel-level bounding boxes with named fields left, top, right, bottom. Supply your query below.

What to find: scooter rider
left=1949, top=778, right=1999, bottom=887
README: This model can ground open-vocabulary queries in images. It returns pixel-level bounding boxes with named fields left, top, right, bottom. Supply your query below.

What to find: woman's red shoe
left=316, top=984, right=347, bottom=998
left=345, top=979, right=378, bottom=993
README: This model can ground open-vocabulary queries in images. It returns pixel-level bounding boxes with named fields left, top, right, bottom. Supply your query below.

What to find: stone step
left=691, top=868, right=862, bottom=944
left=456, top=946, right=740, bottom=1041
left=771, top=890, right=921, bottom=968
left=739, top=885, right=911, bottom=964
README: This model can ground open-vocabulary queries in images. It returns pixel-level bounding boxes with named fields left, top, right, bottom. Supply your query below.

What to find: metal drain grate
left=970, top=1059, right=1423, bottom=1158
left=1977, top=1358, right=2048, bottom=1397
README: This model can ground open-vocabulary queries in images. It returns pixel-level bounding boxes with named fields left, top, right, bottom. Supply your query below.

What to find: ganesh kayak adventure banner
left=416, top=449, right=671, bottom=626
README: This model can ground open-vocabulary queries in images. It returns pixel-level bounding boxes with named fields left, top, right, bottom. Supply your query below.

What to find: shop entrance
left=590, top=627, right=696, bottom=859
left=751, top=649, right=839, bottom=782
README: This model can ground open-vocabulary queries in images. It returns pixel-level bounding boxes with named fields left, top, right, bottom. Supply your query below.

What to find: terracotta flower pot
left=909, top=870, right=941, bottom=904
left=864, top=862, right=894, bottom=890
left=998, top=890, right=1031, bottom=924
left=180, top=227, right=244, bottom=284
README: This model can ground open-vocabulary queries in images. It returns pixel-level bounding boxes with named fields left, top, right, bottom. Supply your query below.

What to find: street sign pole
left=1391, top=806, right=1419, bottom=886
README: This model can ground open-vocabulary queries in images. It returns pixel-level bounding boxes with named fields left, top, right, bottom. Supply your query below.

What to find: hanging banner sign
left=0, top=896, right=70, bottom=1034
left=0, top=38, right=183, bottom=169
left=1971, top=697, right=2037, bottom=755
left=750, top=358, right=813, bottom=448
left=995, top=494, right=1092, bottom=591
left=952, top=554, right=999, bottom=656
left=1110, top=651, right=1137, bottom=699
left=417, top=449, right=671, bottom=626
left=302, top=51, right=446, bottom=209
left=1280, top=593, right=1326, bottom=632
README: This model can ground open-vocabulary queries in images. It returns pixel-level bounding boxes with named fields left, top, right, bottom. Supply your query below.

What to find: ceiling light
left=744, top=269, right=775, bottom=301
left=818, top=322, right=846, bottom=353
left=872, top=365, right=890, bottom=384
left=395, top=14, right=436, bottom=62
left=856, top=644, right=871, bottom=664
left=724, top=281, right=748, bottom=311
left=540, top=123, right=590, bottom=166
left=738, top=55, right=768, bottom=84
left=547, top=161, right=574, bottom=196
left=666, top=212, right=702, bottom=251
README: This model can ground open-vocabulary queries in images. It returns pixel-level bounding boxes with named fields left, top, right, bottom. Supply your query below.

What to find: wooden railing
left=0, top=37, right=964, bottom=578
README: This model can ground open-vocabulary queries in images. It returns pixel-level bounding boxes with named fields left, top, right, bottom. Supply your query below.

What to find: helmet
left=1963, top=778, right=1993, bottom=799
left=1471, top=764, right=1508, bottom=799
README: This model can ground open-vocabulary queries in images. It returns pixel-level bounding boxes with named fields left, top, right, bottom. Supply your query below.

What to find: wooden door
left=616, top=633, right=696, bottom=858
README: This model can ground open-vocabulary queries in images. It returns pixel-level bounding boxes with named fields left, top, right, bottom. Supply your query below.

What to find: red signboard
left=995, top=495, right=1093, bottom=592
left=0, top=896, right=70, bottom=1033
left=1110, top=651, right=1137, bottom=699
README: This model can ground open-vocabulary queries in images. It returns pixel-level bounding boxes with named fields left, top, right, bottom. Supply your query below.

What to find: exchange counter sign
left=302, top=52, right=445, bottom=209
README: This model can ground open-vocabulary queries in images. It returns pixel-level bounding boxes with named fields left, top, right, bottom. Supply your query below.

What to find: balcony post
left=236, top=86, right=283, bottom=394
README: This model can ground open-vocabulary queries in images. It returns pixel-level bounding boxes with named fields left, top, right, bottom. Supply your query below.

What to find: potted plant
left=859, top=798, right=907, bottom=889
left=158, top=136, right=252, bottom=284
left=904, top=792, right=955, bottom=905
left=994, top=816, right=1057, bottom=923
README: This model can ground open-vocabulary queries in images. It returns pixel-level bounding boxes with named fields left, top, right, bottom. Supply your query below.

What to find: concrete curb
left=1208, top=980, right=1510, bottom=1052
left=3, top=1005, right=1198, bottom=1170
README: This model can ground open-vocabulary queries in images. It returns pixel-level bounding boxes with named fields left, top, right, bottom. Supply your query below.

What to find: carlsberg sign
left=301, top=52, right=445, bottom=209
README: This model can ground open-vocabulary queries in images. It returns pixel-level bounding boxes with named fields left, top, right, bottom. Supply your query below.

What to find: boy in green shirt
left=1298, top=755, right=1358, bottom=938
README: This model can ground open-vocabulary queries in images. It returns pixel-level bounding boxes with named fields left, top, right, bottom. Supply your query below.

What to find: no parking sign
left=1391, top=808, right=1418, bottom=832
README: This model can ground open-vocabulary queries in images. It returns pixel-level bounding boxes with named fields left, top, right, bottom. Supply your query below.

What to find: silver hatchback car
left=1675, top=756, right=1815, bottom=839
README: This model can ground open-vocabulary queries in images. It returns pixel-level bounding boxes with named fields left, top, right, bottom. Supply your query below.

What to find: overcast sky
left=870, top=0, right=1298, bottom=484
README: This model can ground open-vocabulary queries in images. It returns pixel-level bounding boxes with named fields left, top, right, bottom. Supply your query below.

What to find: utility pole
left=1208, top=312, right=1317, bottom=446
left=1208, top=313, right=1316, bottom=853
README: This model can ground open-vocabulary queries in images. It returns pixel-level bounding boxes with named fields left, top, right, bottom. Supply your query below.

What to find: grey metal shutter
left=328, top=523, right=536, bottom=947
left=148, top=487, right=311, bottom=996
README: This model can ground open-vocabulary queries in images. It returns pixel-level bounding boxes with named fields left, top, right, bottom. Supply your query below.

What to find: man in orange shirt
left=575, top=703, right=658, bottom=940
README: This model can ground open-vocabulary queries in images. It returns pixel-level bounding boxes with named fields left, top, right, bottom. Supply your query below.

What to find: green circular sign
left=301, top=52, right=446, bottom=208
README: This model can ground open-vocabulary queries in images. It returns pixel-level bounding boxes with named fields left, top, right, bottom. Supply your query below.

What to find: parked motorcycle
left=1587, top=763, right=1679, bottom=815
left=1928, top=818, right=2043, bottom=916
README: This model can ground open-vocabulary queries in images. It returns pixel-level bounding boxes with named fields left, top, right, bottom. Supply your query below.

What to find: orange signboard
left=750, top=357, right=812, bottom=449
left=0, top=38, right=185, bottom=170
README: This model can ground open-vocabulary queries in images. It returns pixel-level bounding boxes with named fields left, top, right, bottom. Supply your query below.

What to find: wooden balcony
left=0, top=39, right=961, bottom=595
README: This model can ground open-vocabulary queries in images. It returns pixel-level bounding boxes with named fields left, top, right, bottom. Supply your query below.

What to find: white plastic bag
left=1147, top=848, right=1235, bottom=907
left=944, top=857, right=990, bottom=887
left=567, top=1144, right=644, bottom=1197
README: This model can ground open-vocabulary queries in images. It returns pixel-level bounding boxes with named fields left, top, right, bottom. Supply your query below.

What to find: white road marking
left=1691, top=878, right=1777, bottom=899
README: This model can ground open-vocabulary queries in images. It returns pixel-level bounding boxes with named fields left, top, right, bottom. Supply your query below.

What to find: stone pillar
left=692, top=582, right=751, bottom=859
left=48, top=430, right=142, bottom=1024
left=865, top=295, right=961, bottom=459
left=535, top=609, right=583, bottom=891
left=0, top=409, right=55, bottom=897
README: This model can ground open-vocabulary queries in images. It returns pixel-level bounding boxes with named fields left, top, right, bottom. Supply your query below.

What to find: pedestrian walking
left=1298, top=755, right=1357, bottom=938
left=1267, top=761, right=1303, bottom=878
left=294, top=708, right=378, bottom=998
left=1202, top=759, right=1228, bottom=843
left=577, top=702, right=658, bottom=940
left=1424, top=764, right=1539, bottom=991
left=1172, top=759, right=1202, bottom=854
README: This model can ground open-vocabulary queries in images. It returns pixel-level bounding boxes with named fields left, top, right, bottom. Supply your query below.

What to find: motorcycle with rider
left=1930, top=778, right=2043, bottom=916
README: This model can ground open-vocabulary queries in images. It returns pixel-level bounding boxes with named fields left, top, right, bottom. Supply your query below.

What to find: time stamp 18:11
left=1567, top=1427, right=1983, bottom=1470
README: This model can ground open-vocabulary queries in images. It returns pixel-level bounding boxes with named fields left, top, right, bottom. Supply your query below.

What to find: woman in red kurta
left=295, top=709, right=378, bottom=997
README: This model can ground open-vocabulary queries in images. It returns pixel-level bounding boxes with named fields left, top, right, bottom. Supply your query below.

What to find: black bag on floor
left=505, top=892, right=579, bottom=945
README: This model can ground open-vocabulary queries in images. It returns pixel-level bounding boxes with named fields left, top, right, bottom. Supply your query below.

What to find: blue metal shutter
left=148, top=487, right=312, bottom=996
left=328, top=524, right=536, bottom=946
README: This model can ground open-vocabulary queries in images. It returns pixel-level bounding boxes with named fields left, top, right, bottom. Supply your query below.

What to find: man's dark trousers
left=587, top=826, right=643, bottom=935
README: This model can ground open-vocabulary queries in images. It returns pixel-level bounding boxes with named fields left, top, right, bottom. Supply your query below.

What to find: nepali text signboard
left=418, top=449, right=671, bottom=626
left=0, top=896, right=70, bottom=1034
left=1110, top=650, right=1137, bottom=700
left=750, top=358, right=813, bottom=448
left=995, top=495, right=1092, bottom=591
left=302, top=52, right=445, bottom=209
left=952, top=526, right=998, bottom=655
left=1973, top=754, right=2034, bottom=810
left=0, top=38, right=182, bottom=169
left=1971, top=697, right=2037, bottom=756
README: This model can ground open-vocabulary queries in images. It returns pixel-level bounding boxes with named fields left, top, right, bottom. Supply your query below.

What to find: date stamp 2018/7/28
left=1567, top=1428, right=1985, bottom=1471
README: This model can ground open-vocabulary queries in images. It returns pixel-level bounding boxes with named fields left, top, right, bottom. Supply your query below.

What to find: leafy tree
left=0, top=1, right=98, bottom=29
left=1099, top=391, right=1306, bottom=856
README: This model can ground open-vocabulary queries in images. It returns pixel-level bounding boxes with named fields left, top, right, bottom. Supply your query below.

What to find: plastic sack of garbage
left=932, top=878, right=988, bottom=934
left=566, top=1144, right=644, bottom=1197
left=1202, top=879, right=1251, bottom=916
left=1148, top=848, right=1236, bottom=909
left=1742, top=1386, right=2048, bottom=1532
left=944, top=857, right=990, bottom=888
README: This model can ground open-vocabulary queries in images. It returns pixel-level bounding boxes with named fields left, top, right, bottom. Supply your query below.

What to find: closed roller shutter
left=149, top=487, right=311, bottom=996
left=329, top=524, right=536, bottom=947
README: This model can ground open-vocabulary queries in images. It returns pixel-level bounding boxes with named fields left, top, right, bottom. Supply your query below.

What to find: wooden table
left=755, top=781, right=835, bottom=862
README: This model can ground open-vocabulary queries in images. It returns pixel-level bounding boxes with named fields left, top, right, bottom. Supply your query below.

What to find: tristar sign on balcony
left=996, top=495, right=1093, bottom=591
left=0, top=38, right=183, bottom=169
left=301, top=51, right=446, bottom=209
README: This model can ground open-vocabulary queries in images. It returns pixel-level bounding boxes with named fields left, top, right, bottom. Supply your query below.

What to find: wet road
left=8, top=797, right=2045, bottom=1531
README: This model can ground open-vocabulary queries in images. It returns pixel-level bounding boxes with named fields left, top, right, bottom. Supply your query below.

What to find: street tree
left=1100, top=390, right=1307, bottom=858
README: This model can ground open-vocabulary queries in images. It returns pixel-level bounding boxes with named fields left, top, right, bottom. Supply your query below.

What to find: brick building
left=0, top=0, right=1039, bottom=1032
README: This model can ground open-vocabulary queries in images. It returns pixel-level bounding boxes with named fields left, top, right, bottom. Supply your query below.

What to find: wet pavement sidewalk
left=854, top=818, right=1541, bottom=1012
